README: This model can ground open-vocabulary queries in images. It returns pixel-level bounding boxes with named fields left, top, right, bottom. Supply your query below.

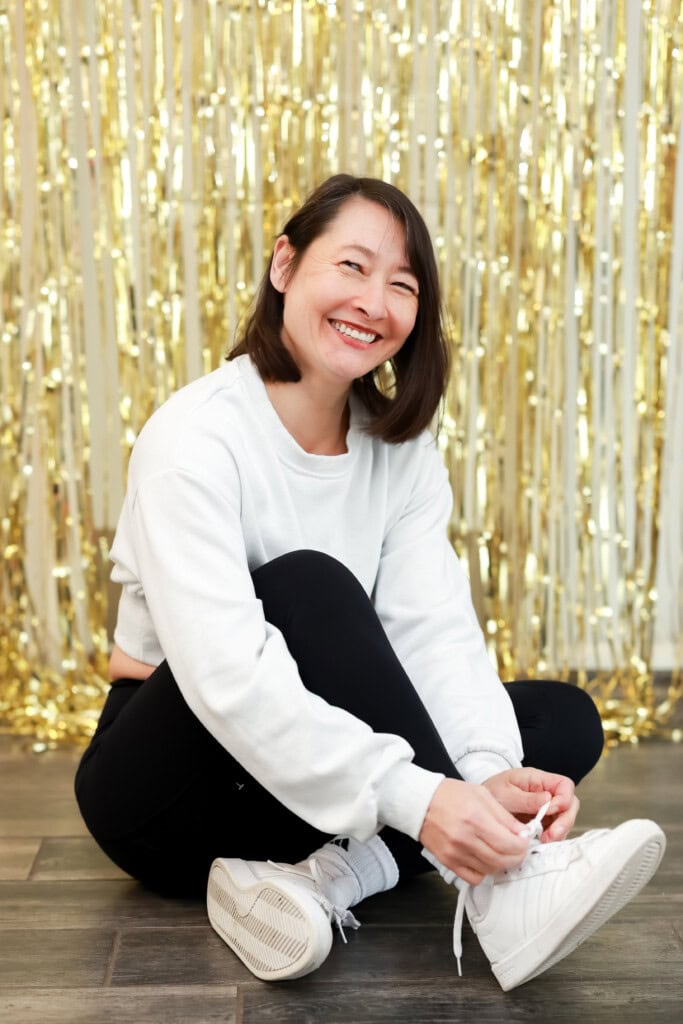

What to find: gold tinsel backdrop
left=1, top=0, right=682, bottom=746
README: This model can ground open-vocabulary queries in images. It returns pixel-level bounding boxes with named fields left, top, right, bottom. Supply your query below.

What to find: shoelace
left=451, top=800, right=552, bottom=976
left=309, top=858, right=362, bottom=942
left=266, top=858, right=361, bottom=943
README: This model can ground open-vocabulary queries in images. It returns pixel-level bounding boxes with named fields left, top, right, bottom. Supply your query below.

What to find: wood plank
left=0, top=838, right=41, bottom=880
left=0, top=928, right=114, bottom=988
left=107, top=912, right=683, bottom=988
left=108, top=924, right=460, bottom=987
left=575, top=740, right=683, bottom=826
left=0, top=985, right=237, bottom=1024
left=240, top=979, right=683, bottom=1024
left=110, top=927, right=256, bottom=987
left=0, top=880, right=207, bottom=930
left=31, top=837, right=130, bottom=881
left=0, top=737, right=88, bottom=839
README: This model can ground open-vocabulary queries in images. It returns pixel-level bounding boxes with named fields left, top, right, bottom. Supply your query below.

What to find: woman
left=76, top=174, right=665, bottom=991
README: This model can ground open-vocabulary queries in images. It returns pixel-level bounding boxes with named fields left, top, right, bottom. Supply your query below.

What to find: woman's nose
left=354, top=276, right=387, bottom=320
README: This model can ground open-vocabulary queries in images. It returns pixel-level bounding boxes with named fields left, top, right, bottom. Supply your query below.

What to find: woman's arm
left=109, top=644, right=155, bottom=680
left=111, top=459, right=444, bottom=843
left=372, top=434, right=524, bottom=783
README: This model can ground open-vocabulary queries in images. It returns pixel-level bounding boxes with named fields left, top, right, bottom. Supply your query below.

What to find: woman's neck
left=264, top=378, right=351, bottom=456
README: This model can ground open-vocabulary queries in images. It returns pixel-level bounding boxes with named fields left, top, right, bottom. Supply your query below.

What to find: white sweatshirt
left=110, top=354, right=523, bottom=843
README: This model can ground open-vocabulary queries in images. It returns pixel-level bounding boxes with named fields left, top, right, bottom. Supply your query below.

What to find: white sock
left=298, top=835, right=399, bottom=909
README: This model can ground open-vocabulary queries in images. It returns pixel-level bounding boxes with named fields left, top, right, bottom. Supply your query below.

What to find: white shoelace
left=309, top=857, right=362, bottom=942
left=267, top=858, right=362, bottom=943
left=452, top=800, right=552, bottom=976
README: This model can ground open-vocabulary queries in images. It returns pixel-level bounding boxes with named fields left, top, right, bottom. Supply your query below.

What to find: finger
left=535, top=773, right=576, bottom=813
left=477, top=816, right=531, bottom=859
left=470, top=816, right=531, bottom=865
left=542, top=797, right=580, bottom=842
left=454, top=865, right=486, bottom=886
left=542, top=816, right=569, bottom=842
left=483, top=790, right=536, bottom=838
left=448, top=838, right=527, bottom=879
left=434, top=838, right=498, bottom=880
left=508, top=767, right=554, bottom=794
left=438, top=808, right=529, bottom=874
left=506, top=788, right=553, bottom=817
left=459, top=786, right=530, bottom=842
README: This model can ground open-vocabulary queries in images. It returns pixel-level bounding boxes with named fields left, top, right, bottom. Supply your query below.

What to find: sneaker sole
left=207, top=858, right=333, bottom=981
left=493, top=819, right=666, bottom=991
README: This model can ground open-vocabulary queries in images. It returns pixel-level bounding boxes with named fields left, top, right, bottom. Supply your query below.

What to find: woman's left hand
left=482, top=767, right=579, bottom=843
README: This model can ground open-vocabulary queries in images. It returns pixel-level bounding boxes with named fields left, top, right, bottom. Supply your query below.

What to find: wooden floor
left=0, top=728, right=682, bottom=1024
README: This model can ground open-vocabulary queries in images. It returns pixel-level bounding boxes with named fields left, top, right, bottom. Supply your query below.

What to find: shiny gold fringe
left=1, top=0, right=681, bottom=748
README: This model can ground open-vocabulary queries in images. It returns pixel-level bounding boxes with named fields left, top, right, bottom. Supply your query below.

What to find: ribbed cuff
left=376, top=761, right=445, bottom=841
left=455, top=750, right=521, bottom=785
left=343, top=834, right=399, bottom=895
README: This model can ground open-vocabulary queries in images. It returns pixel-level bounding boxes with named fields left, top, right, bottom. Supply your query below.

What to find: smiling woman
left=262, top=198, right=419, bottom=453
left=75, top=174, right=664, bottom=993
left=231, top=174, right=449, bottom=445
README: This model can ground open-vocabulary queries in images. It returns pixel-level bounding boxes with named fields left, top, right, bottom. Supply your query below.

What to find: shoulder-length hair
left=229, top=174, right=450, bottom=443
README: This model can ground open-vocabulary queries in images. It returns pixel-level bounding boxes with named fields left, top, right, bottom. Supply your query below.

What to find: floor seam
left=103, top=929, right=122, bottom=987
left=26, top=837, right=45, bottom=881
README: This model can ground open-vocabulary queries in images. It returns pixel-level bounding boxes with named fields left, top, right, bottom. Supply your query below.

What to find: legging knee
left=251, top=549, right=370, bottom=633
left=510, top=679, right=605, bottom=784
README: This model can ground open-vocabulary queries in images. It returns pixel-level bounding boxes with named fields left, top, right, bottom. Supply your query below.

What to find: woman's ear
left=270, top=235, right=296, bottom=293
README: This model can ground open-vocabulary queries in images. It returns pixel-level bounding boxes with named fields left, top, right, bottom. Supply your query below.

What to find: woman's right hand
left=418, top=778, right=530, bottom=885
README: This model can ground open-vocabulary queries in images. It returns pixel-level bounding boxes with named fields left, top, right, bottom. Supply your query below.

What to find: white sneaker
left=455, top=816, right=666, bottom=991
left=207, top=854, right=360, bottom=981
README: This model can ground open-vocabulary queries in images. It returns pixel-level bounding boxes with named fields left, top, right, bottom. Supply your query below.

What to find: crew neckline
left=235, top=354, right=366, bottom=478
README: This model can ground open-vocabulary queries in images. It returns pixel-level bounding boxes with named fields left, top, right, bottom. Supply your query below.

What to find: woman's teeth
left=331, top=320, right=377, bottom=345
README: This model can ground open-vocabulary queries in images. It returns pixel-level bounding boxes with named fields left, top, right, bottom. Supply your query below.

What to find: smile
left=330, top=320, right=379, bottom=345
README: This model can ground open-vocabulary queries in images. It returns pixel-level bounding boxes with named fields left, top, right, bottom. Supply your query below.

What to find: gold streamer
left=0, top=0, right=681, bottom=748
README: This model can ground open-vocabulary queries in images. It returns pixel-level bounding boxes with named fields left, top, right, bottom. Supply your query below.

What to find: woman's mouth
left=330, top=320, right=380, bottom=345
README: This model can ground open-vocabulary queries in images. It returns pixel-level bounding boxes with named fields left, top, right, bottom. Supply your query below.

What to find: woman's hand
left=482, top=767, right=579, bottom=843
left=418, top=778, right=531, bottom=886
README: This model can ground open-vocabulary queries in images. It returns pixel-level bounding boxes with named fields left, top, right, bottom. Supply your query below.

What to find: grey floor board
left=0, top=879, right=206, bottom=930
left=110, top=924, right=462, bottom=987
left=30, top=837, right=130, bottom=881
left=0, top=739, right=87, bottom=839
left=239, top=981, right=683, bottom=1024
left=111, top=927, right=257, bottom=987
left=0, top=839, right=41, bottom=881
left=573, top=742, right=683, bottom=823
left=0, top=928, right=114, bottom=988
left=0, top=986, right=237, bottom=1024
left=1, top=731, right=682, bottom=1022
left=108, top=912, right=683, bottom=988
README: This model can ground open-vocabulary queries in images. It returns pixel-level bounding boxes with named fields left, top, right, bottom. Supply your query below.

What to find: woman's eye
left=394, top=281, right=418, bottom=295
left=341, top=260, right=362, bottom=272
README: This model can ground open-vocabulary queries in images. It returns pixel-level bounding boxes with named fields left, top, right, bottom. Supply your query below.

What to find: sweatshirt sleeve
left=111, top=459, right=444, bottom=842
left=372, top=434, right=524, bottom=783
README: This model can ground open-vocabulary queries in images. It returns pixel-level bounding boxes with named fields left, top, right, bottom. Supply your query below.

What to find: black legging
left=75, top=550, right=604, bottom=896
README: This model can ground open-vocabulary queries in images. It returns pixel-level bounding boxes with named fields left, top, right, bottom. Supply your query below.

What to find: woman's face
left=270, top=197, right=419, bottom=391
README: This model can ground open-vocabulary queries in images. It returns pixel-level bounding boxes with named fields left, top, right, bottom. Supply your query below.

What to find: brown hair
left=229, top=174, right=450, bottom=443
